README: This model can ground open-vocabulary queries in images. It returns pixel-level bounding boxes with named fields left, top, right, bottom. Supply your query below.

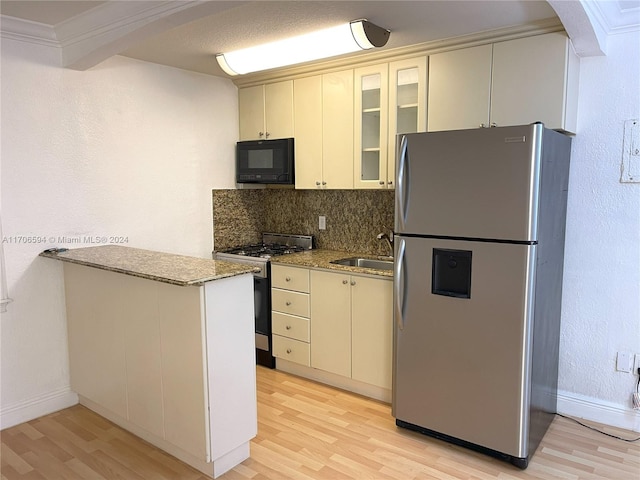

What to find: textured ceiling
left=119, top=1, right=558, bottom=76
left=1, top=1, right=638, bottom=77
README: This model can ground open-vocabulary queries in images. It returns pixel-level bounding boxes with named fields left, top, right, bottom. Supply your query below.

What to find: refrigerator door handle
left=397, top=135, right=409, bottom=231
left=394, top=237, right=407, bottom=331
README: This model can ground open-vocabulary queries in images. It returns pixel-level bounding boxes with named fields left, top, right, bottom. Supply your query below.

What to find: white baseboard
left=0, top=387, right=78, bottom=430
left=557, top=389, right=640, bottom=432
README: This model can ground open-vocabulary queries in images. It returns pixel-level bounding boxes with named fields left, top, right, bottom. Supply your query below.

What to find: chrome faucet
left=376, top=232, right=394, bottom=258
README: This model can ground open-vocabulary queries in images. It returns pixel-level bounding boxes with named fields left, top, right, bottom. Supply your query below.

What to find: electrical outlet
left=616, top=351, right=632, bottom=373
left=634, top=353, right=640, bottom=374
left=319, top=216, right=326, bottom=230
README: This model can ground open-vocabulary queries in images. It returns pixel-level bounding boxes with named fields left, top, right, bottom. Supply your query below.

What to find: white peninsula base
left=63, top=262, right=256, bottom=478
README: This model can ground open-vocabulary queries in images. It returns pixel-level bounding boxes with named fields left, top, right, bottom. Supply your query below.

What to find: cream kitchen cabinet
left=351, top=275, right=394, bottom=389
left=239, top=81, right=294, bottom=141
left=427, top=44, right=493, bottom=132
left=387, top=56, right=428, bottom=188
left=428, top=32, right=579, bottom=134
left=271, top=265, right=311, bottom=366
left=354, top=58, right=427, bottom=190
left=490, top=33, right=579, bottom=133
left=294, top=70, right=354, bottom=189
left=310, top=270, right=393, bottom=389
left=354, top=63, right=389, bottom=189
left=309, top=270, right=352, bottom=377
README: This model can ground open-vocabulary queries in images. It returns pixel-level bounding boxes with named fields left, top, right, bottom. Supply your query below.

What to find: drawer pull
left=342, top=279, right=348, bottom=284
left=286, top=348, right=292, bottom=354
left=285, top=276, right=291, bottom=282
left=286, top=301, right=292, bottom=306
left=286, top=325, right=292, bottom=330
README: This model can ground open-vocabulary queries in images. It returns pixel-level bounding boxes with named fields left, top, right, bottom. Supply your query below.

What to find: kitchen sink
left=330, top=257, right=394, bottom=271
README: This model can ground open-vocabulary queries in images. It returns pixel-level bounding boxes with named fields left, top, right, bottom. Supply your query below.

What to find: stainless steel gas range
left=214, top=233, right=314, bottom=368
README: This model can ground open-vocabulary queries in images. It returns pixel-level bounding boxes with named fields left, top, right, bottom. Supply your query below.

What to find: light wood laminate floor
left=2, top=367, right=639, bottom=479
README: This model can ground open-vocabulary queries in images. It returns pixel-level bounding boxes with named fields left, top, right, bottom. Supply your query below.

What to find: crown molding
left=54, top=1, right=200, bottom=49
left=0, top=2, right=206, bottom=69
left=0, top=15, right=58, bottom=47
left=584, top=0, right=640, bottom=35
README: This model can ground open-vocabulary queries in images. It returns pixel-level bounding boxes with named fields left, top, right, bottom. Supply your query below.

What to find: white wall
left=0, top=38, right=238, bottom=428
left=558, top=29, right=640, bottom=431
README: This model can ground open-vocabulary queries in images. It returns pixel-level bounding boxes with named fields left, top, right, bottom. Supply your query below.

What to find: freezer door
left=396, top=125, right=542, bottom=242
left=393, top=236, right=536, bottom=457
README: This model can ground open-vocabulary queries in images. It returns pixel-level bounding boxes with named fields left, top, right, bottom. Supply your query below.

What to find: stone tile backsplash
left=212, top=188, right=394, bottom=256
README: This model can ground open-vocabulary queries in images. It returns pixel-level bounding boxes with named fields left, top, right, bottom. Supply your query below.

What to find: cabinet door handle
left=266, top=132, right=271, bottom=138
left=342, top=279, right=348, bottom=284
left=379, top=181, right=385, bottom=185
left=286, top=301, right=292, bottom=306
left=479, top=123, right=487, bottom=128
left=387, top=181, right=393, bottom=185
left=286, top=348, right=292, bottom=354
left=321, top=181, right=327, bottom=186
left=350, top=280, right=356, bottom=286
left=286, top=325, right=292, bottom=330
left=490, top=123, right=497, bottom=128
left=285, top=277, right=291, bottom=282
left=316, top=181, right=321, bottom=186
left=259, top=131, right=265, bottom=137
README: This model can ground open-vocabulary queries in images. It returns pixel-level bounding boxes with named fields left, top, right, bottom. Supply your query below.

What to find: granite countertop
left=40, top=245, right=258, bottom=286
left=270, top=249, right=393, bottom=278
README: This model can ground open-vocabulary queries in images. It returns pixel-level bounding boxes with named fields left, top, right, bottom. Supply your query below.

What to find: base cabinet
left=310, top=270, right=352, bottom=377
left=272, top=264, right=393, bottom=394
left=311, top=270, right=393, bottom=390
left=351, top=275, right=394, bottom=389
left=64, top=263, right=256, bottom=478
left=271, top=265, right=311, bottom=366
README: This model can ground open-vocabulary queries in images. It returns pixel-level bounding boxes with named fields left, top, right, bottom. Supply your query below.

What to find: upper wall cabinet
left=428, top=32, right=579, bottom=134
left=387, top=57, right=427, bottom=188
left=490, top=33, right=579, bottom=133
left=427, top=45, right=493, bottom=131
left=238, top=81, right=294, bottom=141
left=354, top=57, right=427, bottom=190
left=294, top=70, right=354, bottom=189
left=354, top=64, right=389, bottom=189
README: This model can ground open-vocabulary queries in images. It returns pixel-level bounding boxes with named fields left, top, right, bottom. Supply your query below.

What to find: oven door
left=254, top=276, right=271, bottom=351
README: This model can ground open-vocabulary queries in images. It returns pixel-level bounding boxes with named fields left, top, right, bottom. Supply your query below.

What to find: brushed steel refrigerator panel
left=396, top=125, right=542, bottom=242
left=393, top=236, right=536, bottom=457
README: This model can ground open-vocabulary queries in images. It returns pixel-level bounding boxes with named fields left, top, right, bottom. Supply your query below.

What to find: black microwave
left=236, top=138, right=294, bottom=184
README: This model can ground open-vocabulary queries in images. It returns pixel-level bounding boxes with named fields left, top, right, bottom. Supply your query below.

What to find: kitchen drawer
left=271, top=265, right=310, bottom=293
left=272, top=311, right=310, bottom=342
left=272, top=288, right=310, bottom=318
left=272, top=335, right=310, bottom=366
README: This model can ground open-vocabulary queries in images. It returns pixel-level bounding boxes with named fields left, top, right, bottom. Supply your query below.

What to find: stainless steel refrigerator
left=392, top=124, right=571, bottom=469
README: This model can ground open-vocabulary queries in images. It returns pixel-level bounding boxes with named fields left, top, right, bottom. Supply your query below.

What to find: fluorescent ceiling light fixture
left=217, top=19, right=390, bottom=76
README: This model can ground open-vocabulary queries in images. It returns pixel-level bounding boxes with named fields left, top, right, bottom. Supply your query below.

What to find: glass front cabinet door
left=354, top=58, right=426, bottom=189
left=387, top=57, right=427, bottom=188
left=354, top=64, right=389, bottom=189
